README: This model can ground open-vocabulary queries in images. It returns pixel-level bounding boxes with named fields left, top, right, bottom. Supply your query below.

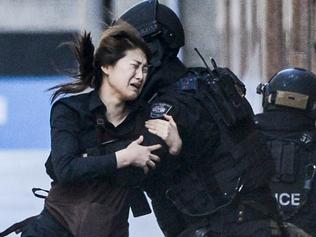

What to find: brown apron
left=45, top=180, right=130, bottom=237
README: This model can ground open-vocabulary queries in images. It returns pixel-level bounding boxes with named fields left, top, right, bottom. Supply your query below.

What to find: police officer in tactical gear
left=119, top=1, right=283, bottom=236
left=256, top=68, right=316, bottom=237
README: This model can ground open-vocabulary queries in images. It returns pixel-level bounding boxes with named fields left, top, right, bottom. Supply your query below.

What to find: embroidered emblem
left=178, top=75, right=198, bottom=91
left=150, top=103, right=172, bottom=118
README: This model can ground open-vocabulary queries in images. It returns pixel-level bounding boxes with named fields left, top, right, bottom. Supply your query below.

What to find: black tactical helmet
left=257, top=68, right=316, bottom=118
left=119, top=0, right=184, bottom=66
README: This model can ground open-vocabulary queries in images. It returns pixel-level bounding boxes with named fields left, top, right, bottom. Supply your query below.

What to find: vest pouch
left=270, top=141, right=297, bottom=183
left=165, top=171, right=217, bottom=216
left=193, top=67, right=253, bottom=128
left=265, top=131, right=316, bottom=220
left=212, top=129, right=273, bottom=196
left=213, top=165, right=245, bottom=198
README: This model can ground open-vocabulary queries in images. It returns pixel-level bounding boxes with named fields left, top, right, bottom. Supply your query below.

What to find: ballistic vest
left=165, top=67, right=274, bottom=217
left=254, top=114, right=316, bottom=220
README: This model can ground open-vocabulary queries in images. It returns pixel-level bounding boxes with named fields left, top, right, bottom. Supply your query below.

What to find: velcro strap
left=270, top=141, right=283, bottom=178
left=281, top=143, right=296, bottom=182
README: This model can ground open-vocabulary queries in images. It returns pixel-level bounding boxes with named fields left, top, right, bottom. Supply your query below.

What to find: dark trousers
left=21, top=209, right=73, bottom=237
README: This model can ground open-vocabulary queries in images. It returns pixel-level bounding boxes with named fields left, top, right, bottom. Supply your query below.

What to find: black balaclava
left=119, top=0, right=186, bottom=101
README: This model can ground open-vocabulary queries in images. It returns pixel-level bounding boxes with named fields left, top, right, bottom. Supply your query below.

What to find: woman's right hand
left=115, top=136, right=161, bottom=174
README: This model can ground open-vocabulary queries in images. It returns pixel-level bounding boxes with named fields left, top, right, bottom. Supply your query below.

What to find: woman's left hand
left=145, top=114, right=182, bottom=156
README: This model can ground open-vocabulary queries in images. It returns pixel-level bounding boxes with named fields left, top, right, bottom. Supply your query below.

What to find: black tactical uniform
left=142, top=66, right=281, bottom=237
left=120, top=1, right=283, bottom=236
left=256, top=68, right=316, bottom=237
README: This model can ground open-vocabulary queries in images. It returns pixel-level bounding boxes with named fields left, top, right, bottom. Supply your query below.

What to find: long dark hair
left=50, top=21, right=151, bottom=102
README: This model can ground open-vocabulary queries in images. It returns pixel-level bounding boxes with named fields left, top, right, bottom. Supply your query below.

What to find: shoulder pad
left=177, top=72, right=199, bottom=92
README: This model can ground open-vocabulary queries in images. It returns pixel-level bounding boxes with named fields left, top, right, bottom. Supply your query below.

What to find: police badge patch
left=150, top=103, right=172, bottom=118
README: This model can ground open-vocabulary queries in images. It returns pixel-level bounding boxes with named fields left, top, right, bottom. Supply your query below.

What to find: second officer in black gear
left=256, top=68, right=316, bottom=237
left=119, top=1, right=283, bottom=236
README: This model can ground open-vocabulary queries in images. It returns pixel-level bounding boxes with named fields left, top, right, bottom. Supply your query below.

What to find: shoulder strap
left=0, top=215, right=39, bottom=237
